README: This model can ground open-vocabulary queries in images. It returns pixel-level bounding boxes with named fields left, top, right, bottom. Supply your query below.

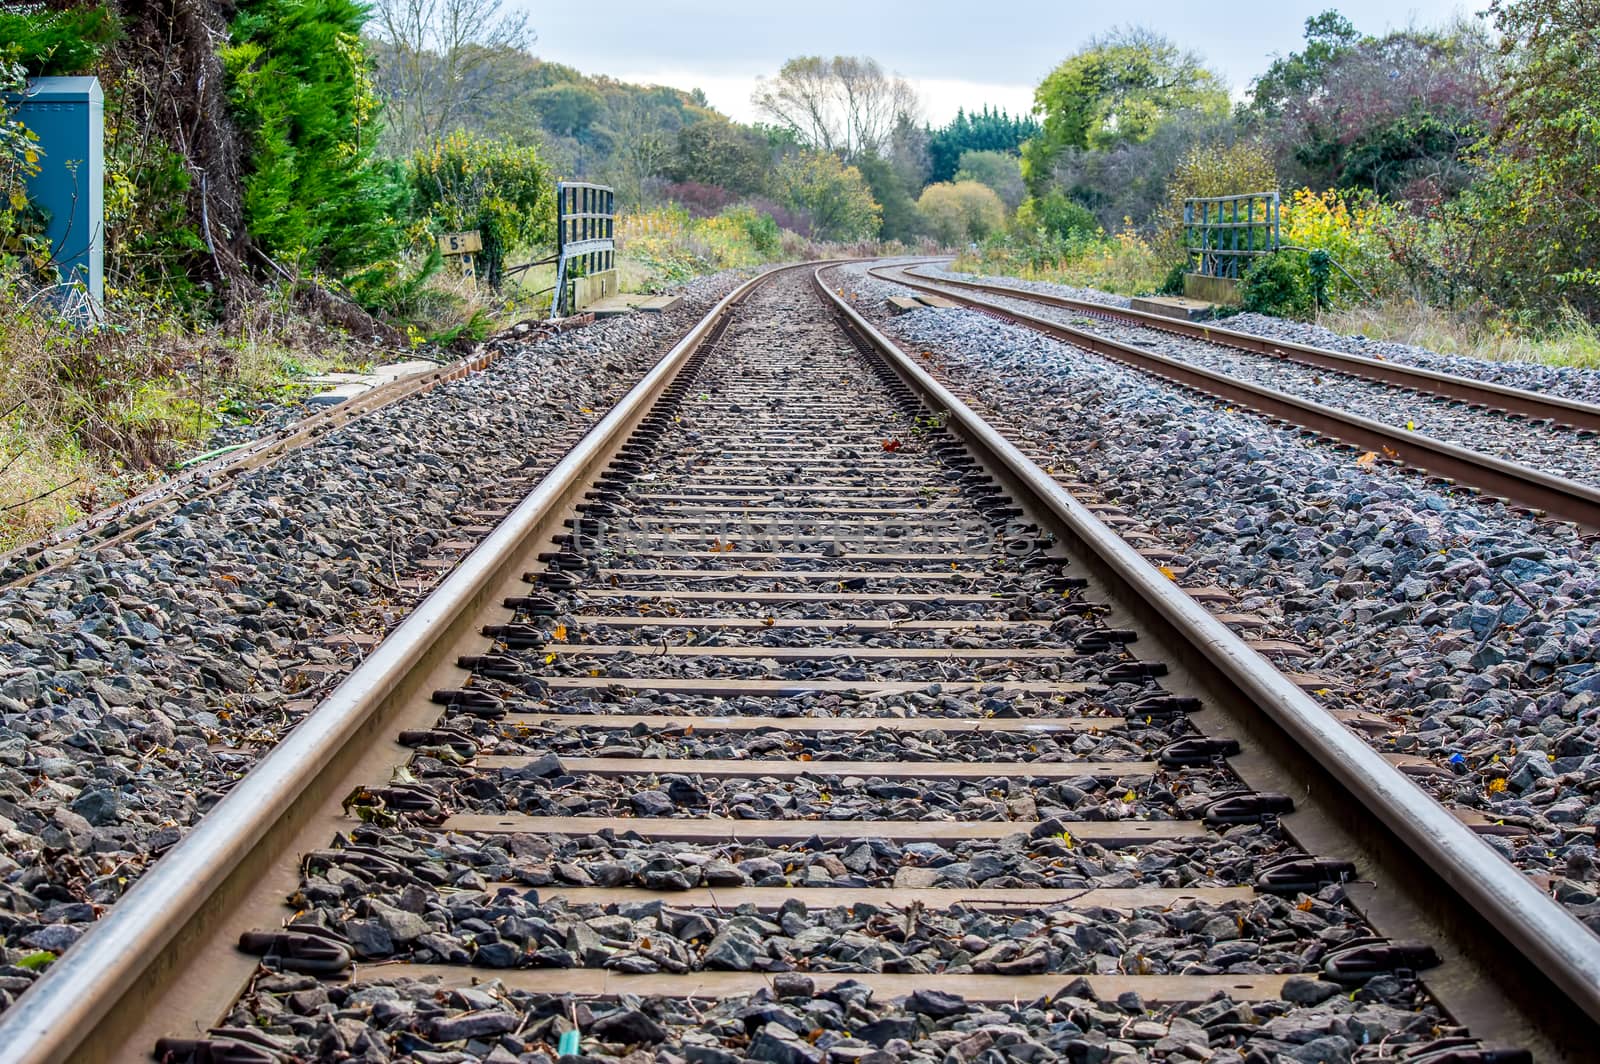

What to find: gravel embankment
left=0, top=270, right=750, bottom=1006
left=924, top=282, right=1600, bottom=486
left=838, top=263, right=1600, bottom=917
left=921, top=264, right=1600, bottom=404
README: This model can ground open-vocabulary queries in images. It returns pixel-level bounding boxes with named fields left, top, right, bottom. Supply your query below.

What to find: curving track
left=0, top=263, right=1595, bottom=1063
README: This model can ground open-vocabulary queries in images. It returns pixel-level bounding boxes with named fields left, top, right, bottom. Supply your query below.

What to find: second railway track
left=873, top=262, right=1600, bottom=531
left=3, top=262, right=1597, bottom=1063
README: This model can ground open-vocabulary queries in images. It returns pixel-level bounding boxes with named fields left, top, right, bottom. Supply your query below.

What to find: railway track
left=2, top=262, right=1596, bottom=1063
left=872, top=262, right=1600, bottom=531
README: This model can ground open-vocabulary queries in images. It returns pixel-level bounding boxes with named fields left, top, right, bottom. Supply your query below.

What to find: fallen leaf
left=1355, top=451, right=1377, bottom=466
left=1158, top=565, right=1177, bottom=580
left=1487, top=777, right=1508, bottom=793
left=881, top=438, right=902, bottom=452
left=552, top=623, right=568, bottom=641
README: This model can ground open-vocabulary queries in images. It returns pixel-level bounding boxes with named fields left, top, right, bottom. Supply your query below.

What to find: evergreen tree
left=224, top=0, right=408, bottom=277
left=926, top=106, right=1039, bottom=183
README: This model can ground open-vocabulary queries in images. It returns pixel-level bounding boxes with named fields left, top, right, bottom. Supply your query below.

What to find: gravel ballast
left=0, top=270, right=750, bottom=1008
left=916, top=281, right=1600, bottom=486
left=197, top=272, right=1449, bottom=1059
left=838, top=263, right=1600, bottom=919
left=922, top=263, right=1600, bottom=405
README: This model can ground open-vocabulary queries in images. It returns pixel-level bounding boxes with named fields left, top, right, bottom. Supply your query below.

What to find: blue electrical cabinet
left=14, top=76, right=104, bottom=319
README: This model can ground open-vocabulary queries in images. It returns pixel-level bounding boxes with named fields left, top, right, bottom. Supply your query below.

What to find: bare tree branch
left=753, top=55, right=918, bottom=161
left=367, top=0, right=535, bottom=154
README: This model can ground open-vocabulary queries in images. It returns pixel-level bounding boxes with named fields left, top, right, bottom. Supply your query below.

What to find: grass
left=958, top=237, right=1600, bottom=371
left=952, top=231, right=1169, bottom=299
left=0, top=282, right=386, bottom=553
left=1317, top=300, right=1600, bottom=370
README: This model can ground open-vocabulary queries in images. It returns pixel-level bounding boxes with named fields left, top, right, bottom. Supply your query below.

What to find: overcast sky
left=519, top=1, right=1477, bottom=125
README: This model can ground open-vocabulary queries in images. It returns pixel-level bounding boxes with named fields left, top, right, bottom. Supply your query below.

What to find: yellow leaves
left=1157, top=565, right=1177, bottom=580
left=1296, top=897, right=1315, bottom=912
left=710, top=540, right=736, bottom=553
left=1121, top=790, right=1136, bottom=803
left=23, top=148, right=38, bottom=166
left=1405, top=420, right=1417, bottom=431
left=1058, top=830, right=1074, bottom=849
left=1356, top=451, right=1378, bottom=466
left=7, top=190, right=24, bottom=211
left=1487, top=777, right=1508, bottom=794
left=544, top=652, right=556, bottom=664
left=761, top=616, right=776, bottom=628
left=552, top=623, right=568, bottom=642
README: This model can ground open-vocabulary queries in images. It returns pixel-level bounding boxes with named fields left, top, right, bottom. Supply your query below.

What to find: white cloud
left=614, top=69, right=1035, bottom=127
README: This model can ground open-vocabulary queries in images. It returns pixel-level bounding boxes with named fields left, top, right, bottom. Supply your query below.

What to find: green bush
left=1017, top=191, right=1097, bottom=239
left=409, top=131, right=553, bottom=288
left=726, top=206, right=780, bottom=256
left=1241, top=252, right=1310, bottom=316
left=224, top=0, right=408, bottom=281
left=0, top=6, right=120, bottom=76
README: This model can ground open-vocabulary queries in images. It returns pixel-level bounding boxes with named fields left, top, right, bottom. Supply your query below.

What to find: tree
left=774, top=151, right=880, bottom=241
left=668, top=118, right=772, bottom=195
left=1251, top=16, right=1495, bottom=198
left=753, top=55, right=917, bottom=161
left=1044, top=111, right=1242, bottom=231
left=927, top=106, right=1039, bottom=183
left=528, top=82, right=605, bottom=137
left=887, top=112, right=931, bottom=192
left=954, top=150, right=1025, bottom=210
left=1247, top=10, right=1361, bottom=118
left=225, top=0, right=408, bottom=277
left=366, top=0, right=534, bottom=155
left=917, top=181, right=1005, bottom=245
left=608, top=91, right=674, bottom=205
left=1463, top=0, right=1600, bottom=318
left=1021, top=27, right=1228, bottom=193
left=855, top=153, right=922, bottom=242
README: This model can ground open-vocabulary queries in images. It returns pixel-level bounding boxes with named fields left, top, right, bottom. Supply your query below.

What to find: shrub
left=918, top=181, right=1006, bottom=246
left=774, top=152, right=880, bottom=242
left=224, top=0, right=409, bottom=280
left=410, top=131, right=553, bottom=288
left=662, top=181, right=736, bottom=218
left=1241, top=252, right=1310, bottom=316
left=1153, top=139, right=1278, bottom=262
left=1016, top=190, right=1096, bottom=239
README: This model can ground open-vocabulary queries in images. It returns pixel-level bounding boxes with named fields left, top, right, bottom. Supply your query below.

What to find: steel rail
left=820, top=264, right=1600, bottom=1045
left=0, top=262, right=812, bottom=1064
left=900, top=262, right=1600, bottom=433
left=872, top=263, right=1600, bottom=530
